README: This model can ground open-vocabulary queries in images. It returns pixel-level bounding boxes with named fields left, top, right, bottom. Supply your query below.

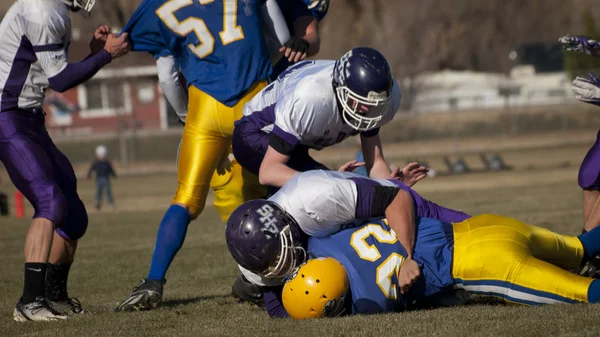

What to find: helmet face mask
left=336, top=85, right=391, bottom=131
left=263, top=225, right=307, bottom=278
left=61, top=0, right=95, bottom=16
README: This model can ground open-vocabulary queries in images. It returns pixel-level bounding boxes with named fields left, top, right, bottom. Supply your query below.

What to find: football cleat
left=47, top=297, right=84, bottom=316
left=580, top=255, right=600, bottom=278
left=13, top=297, right=69, bottom=322
left=231, top=275, right=265, bottom=308
left=114, top=278, right=164, bottom=312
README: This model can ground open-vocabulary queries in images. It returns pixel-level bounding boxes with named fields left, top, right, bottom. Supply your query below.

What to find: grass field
left=1, top=142, right=600, bottom=336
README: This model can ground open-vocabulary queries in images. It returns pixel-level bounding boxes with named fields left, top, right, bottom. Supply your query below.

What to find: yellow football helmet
left=282, top=257, right=350, bottom=320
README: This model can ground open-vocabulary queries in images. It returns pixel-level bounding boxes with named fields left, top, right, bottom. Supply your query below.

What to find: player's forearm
left=361, top=134, right=391, bottom=179
left=47, top=50, right=112, bottom=93
left=385, top=190, right=416, bottom=256
left=293, top=16, right=320, bottom=56
left=368, top=159, right=392, bottom=179
left=259, top=162, right=298, bottom=187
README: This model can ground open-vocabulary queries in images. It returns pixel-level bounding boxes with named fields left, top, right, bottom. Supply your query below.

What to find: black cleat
left=231, top=275, right=264, bottom=308
left=47, top=297, right=84, bottom=316
left=581, top=255, right=600, bottom=278
left=13, top=297, right=68, bottom=322
left=115, top=278, right=165, bottom=312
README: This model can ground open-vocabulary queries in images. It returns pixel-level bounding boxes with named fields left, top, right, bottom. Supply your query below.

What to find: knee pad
left=33, top=184, right=67, bottom=226
left=56, top=198, right=88, bottom=240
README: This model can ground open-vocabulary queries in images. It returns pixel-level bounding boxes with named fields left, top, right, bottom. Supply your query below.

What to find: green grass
left=1, top=144, right=600, bottom=336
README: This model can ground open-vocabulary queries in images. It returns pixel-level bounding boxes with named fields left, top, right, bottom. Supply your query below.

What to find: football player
left=114, top=0, right=292, bottom=311
left=232, top=47, right=422, bottom=190
left=0, top=0, right=130, bottom=321
left=225, top=170, right=471, bottom=309
left=558, top=35, right=600, bottom=275
left=282, top=214, right=600, bottom=318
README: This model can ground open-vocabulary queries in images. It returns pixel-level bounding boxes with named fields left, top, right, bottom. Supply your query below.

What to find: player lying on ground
left=0, top=0, right=130, bottom=322
left=114, top=0, right=293, bottom=312
left=232, top=47, right=427, bottom=190
left=225, top=170, right=471, bottom=307
left=282, top=214, right=600, bottom=319
left=558, top=35, right=600, bottom=276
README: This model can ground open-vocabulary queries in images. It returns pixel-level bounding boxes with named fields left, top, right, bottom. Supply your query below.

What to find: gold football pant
left=452, top=214, right=593, bottom=304
left=174, top=82, right=267, bottom=221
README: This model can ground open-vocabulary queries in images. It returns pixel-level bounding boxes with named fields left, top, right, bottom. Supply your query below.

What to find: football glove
left=572, top=72, right=600, bottom=106
left=283, top=37, right=309, bottom=56
left=559, top=35, right=600, bottom=55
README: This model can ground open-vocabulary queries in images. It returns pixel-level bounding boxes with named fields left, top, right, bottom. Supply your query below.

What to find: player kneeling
left=281, top=215, right=600, bottom=319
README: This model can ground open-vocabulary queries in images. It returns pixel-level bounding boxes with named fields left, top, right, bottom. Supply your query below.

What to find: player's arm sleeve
left=156, top=55, right=188, bottom=122
left=348, top=177, right=402, bottom=219
left=260, top=0, right=291, bottom=47
left=25, top=14, right=112, bottom=93
left=263, top=286, right=290, bottom=318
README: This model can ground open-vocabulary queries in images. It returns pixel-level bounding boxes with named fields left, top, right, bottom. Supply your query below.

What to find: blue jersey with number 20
left=122, top=0, right=272, bottom=107
left=308, top=217, right=456, bottom=314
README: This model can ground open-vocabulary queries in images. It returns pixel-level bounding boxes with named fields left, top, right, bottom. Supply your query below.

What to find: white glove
left=573, top=72, right=600, bottom=106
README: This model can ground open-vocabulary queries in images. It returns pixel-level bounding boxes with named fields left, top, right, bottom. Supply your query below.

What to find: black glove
left=179, top=120, right=185, bottom=127
left=283, top=37, right=309, bottom=56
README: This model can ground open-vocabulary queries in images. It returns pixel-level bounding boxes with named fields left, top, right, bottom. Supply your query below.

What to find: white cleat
left=13, top=297, right=69, bottom=322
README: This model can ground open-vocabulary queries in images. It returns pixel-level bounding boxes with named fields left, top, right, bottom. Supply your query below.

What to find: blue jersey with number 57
left=122, top=0, right=272, bottom=107
left=307, top=217, right=455, bottom=314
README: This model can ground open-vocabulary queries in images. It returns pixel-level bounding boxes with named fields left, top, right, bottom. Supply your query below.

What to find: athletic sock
left=578, top=226, right=600, bottom=261
left=588, top=279, right=600, bottom=303
left=45, top=263, right=72, bottom=301
left=22, top=263, right=47, bottom=304
left=147, top=204, right=191, bottom=281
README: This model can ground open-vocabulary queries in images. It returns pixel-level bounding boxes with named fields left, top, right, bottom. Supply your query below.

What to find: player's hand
left=90, top=25, right=112, bottom=54
left=559, top=35, right=600, bottom=56
left=573, top=72, right=600, bottom=106
left=338, top=160, right=365, bottom=172
left=104, top=33, right=131, bottom=59
left=398, top=258, right=421, bottom=294
left=279, top=37, right=309, bottom=64
left=390, top=162, right=429, bottom=187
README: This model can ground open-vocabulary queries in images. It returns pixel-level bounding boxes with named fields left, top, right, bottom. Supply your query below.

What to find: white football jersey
left=239, top=170, right=398, bottom=286
left=0, top=0, right=71, bottom=111
left=270, top=170, right=397, bottom=236
left=242, top=60, right=401, bottom=150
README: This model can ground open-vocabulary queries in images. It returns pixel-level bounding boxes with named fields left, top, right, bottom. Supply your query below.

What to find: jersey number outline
left=350, top=223, right=404, bottom=299
left=156, top=0, right=245, bottom=59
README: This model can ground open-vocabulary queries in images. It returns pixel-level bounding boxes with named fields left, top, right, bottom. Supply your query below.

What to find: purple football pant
left=579, top=129, right=600, bottom=191
left=232, top=120, right=328, bottom=175
left=389, top=179, right=471, bottom=223
left=0, top=110, right=88, bottom=240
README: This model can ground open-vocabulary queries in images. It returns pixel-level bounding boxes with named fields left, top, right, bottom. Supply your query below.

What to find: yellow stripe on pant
left=174, top=81, right=267, bottom=221
left=451, top=214, right=593, bottom=304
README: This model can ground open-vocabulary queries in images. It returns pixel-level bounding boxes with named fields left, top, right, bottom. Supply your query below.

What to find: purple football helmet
left=226, top=200, right=306, bottom=279
left=332, top=47, right=394, bottom=132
